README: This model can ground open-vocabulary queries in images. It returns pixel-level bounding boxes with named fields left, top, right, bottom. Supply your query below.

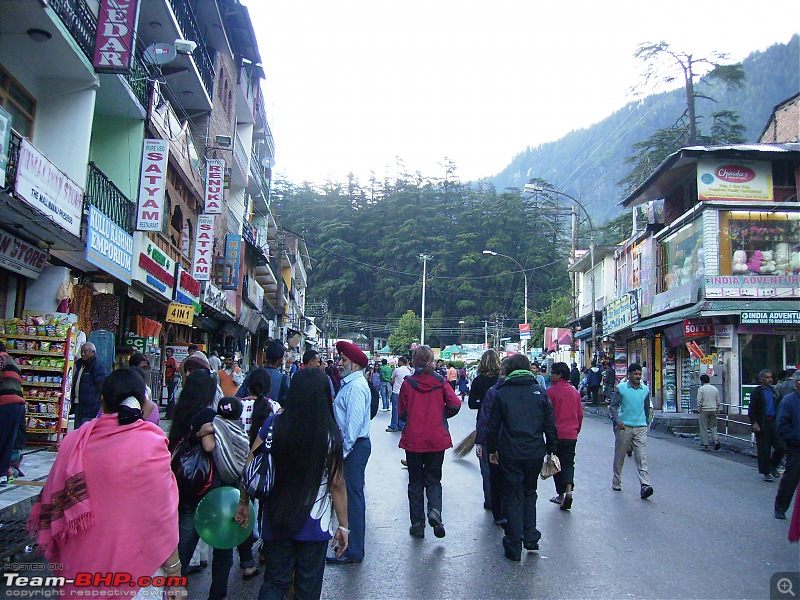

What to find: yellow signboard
left=166, top=302, right=194, bottom=326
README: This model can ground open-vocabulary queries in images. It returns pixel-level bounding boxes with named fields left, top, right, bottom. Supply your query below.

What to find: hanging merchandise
left=90, top=293, right=120, bottom=333
left=73, top=285, right=94, bottom=333
left=56, top=278, right=74, bottom=314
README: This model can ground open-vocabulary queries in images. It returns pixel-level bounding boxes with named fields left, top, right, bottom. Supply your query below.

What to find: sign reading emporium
left=136, top=139, right=168, bottom=231
left=86, top=206, right=133, bottom=284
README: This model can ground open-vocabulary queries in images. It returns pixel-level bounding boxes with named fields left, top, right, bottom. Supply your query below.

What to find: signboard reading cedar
left=136, top=139, right=168, bottom=231
left=204, top=159, right=224, bottom=214
left=93, top=0, right=141, bottom=73
left=740, top=312, right=800, bottom=325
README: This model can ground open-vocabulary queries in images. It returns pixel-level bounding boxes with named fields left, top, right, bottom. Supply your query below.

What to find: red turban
left=335, top=341, right=368, bottom=369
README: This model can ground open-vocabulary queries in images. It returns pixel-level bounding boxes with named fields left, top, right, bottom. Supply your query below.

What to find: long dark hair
left=168, top=369, right=216, bottom=449
left=245, top=367, right=272, bottom=444
left=266, top=368, right=343, bottom=536
left=101, top=369, right=146, bottom=425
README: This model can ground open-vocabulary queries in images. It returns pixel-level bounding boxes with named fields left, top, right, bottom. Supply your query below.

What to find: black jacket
left=71, top=356, right=108, bottom=418
left=569, top=367, right=580, bottom=389
left=749, top=384, right=782, bottom=429
left=486, top=373, right=558, bottom=461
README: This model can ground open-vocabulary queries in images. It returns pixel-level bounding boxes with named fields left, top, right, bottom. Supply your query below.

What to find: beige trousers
left=612, top=426, right=650, bottom=488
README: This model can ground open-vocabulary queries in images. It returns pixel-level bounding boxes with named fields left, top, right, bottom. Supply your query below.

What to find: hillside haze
left=489, top=35, right=800, bottom=220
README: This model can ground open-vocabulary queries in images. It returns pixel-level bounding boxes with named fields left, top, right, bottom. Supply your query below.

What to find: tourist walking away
left=487, top=354, right=557, bottom=561
left=457, top=370, right=469, bottom=401
left=775, top=370, right=800, bottom=520
left=327, top=341, right=372, bottom=564
left=164, top=347, right=180, bottom=419
left=586, top=359, right=602, bottom=405
left=70, top=342, right=109, bottom=429
left=378, top=359, right=393, bottom=412
left=447, top=364, right=458, bottom=390
left=0, top=341, right=25, bottom=486
left=750, top=369, right=786, bottom=482
left=469, top=349, right=501, bottom=511
left=602, top=361, right=616, bottom=403
left=610, top=363, right=653, bottom=499
left=398, top=346, right=461, bottom=539
left=547, top=362, right=583, bottom=510
left=476, top=358, right=511, bottom=525
left=569, top=362, right=581, bottom=389
left=208, top=348, right=221, bottom=383
left=236, top=368, right=349, bottom=599
left=169, top=369, right=233, bottom=599
left=388, top=356, right=413, bottom=432
left=28, top=369, right=184, bottom=598
left=697, top=374, right=721, bottom=451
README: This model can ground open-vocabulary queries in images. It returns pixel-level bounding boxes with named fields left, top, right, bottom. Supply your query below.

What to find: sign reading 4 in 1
left=166, top=302, right=194, bottom=326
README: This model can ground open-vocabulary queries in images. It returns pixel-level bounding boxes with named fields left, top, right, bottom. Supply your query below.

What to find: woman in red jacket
left=399, top=345, right=461, bottom=539
left=547, top=362, right=583, bottom=511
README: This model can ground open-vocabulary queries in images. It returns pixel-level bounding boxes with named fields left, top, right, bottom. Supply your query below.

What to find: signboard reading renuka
left=740, top=312, right=800, bottom=326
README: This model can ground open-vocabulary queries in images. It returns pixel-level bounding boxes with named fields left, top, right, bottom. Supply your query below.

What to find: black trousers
left=755, top=418, right=785, bottom=475
left=775, top=446, right=800, bottom=514
left=500, top=456, right=543, bottom=552
left=259, top=538, right=328, bottom=600
left=406, top=450, right=444, bottom=525
left=553, top=439, right=577, bottom=495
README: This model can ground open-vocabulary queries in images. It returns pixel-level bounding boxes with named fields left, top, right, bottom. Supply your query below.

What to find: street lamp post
left=483, top=250, right=528, bottom=354
left=458, top=320, right=465, bottom=344
left=523, top=184, right=597, bottom=364
left=419, top=254, right=432, bottom=346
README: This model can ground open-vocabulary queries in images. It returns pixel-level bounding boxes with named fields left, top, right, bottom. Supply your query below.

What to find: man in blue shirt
left=749, top=369, right=786, bottom=482
left=327, top=341, right=372, bottom=564
left=775, top=370, right=800, bottom=519
left=609, top=363, right=653, bottom=499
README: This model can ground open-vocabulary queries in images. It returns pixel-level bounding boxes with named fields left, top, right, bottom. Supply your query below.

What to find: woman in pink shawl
left=28, top=369, right=183, bottom=597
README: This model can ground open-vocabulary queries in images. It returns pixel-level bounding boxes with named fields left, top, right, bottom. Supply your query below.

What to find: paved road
left=191, top=405, right=799, bottom=600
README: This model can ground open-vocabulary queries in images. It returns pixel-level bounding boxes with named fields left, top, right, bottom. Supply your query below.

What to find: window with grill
left=0, top=66, right=35, bottom=137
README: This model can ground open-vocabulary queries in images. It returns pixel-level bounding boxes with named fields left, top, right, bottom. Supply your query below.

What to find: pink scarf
left=790, top=479, right=800, bottom=543
left=28, top=414, right=178, bottom=596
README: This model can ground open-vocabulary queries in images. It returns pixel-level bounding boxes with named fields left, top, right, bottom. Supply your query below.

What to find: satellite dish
left=143, top=43, right=177, bottom=66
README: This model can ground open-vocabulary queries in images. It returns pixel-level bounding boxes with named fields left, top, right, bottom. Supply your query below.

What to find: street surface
left=189, top=406, right=800, bottom=600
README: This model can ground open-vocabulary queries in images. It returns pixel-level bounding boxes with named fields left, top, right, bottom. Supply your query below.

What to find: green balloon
left=195, top=486, right=254, bottom=549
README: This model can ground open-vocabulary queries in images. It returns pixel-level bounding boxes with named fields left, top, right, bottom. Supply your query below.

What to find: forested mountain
left=490, top=35, right=800, bottom=219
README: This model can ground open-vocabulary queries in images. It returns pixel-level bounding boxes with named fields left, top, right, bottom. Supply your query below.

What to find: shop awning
left=631, top=303, right=704, bottom=332
left=700, top=299, right=799, bottom=316
left=574, top=328, right=594, bottom=340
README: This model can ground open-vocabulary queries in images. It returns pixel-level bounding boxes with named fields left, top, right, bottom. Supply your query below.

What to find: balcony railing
left=85, top=162, right=136, bottom=233
left=167, top=0, right=216, bottom=96
left=233, top=131, right=249, bottom=177
left=50, top=0, right=95, bottom=61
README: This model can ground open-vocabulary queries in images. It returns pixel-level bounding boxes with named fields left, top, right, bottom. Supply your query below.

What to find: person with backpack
left=586, top=359, right=603, bottom=406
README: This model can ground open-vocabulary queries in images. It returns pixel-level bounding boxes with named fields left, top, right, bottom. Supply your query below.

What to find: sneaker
left=428, top=509, right=446, bottom=538
left=0, top=476, right=7, bottom=486
left=771, top=468, right=781, bottom=479
left=640, top=485, right=654, bottom=499
left=409, top=523, right=425, bottom=538
left=385, top=427, right=399, bottom=432
left=612, top=485, right=622, bottom=491
left=775, top=510, right=787, bottom=520
left=523, top=541, right=540, bottom=552
left=763, top=474, right=774, bottom=482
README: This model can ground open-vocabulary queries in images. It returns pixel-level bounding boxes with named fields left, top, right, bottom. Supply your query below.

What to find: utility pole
left=419, top=254, right=432, bottom=346
left=484, top=320, right=488, bottom=348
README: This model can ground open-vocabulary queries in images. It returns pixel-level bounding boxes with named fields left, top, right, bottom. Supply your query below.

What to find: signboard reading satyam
left=740, top=311, right=800, bottom=325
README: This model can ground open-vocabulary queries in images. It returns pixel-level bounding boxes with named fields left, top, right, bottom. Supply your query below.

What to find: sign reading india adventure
left=740, top=311, right=800, bottom=325
left=166, top=302, right=194, bottom=326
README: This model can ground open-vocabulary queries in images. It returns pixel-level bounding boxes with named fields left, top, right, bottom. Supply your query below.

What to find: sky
left=245, top=1, right=799, bottom=186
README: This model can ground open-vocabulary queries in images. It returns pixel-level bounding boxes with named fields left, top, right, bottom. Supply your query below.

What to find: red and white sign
left=683, top=317, right=713, bottom=339
left=15, top=139, right=83, bottom=238
left=697, top=159, right=772, bottom=201
left=136, top=139, right=168, bottom=231
left=205, top=159, right=224, bottom=214
left=0, top=230, right=48, bottom=279
left=192, top=215, right=214, bottom=281
left=519, top=323, right=531, bottom=340
left=93, top=0, right=141, bottom=73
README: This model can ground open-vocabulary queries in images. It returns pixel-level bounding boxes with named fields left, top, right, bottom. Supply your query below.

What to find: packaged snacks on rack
left=50, top=343, right=65, bottom=353
left=40, top=342, right=51, bottom=352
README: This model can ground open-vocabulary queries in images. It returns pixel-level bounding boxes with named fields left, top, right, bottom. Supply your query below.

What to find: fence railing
left=85, top=162, right=136, bottom=233
left=49, top=0, right=95, bottom=61
left=167, top=0, right=216, bottom=96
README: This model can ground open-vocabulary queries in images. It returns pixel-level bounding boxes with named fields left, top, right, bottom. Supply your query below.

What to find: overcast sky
left=245, top=1, right=799, bottom=186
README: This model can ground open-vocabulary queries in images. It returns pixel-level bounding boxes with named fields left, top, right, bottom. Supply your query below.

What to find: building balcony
left=85, top=163, right=136, bottom=234
left=230, top=130, right=249, bottom=187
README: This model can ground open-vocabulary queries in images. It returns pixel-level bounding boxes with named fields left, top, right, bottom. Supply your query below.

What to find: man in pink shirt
left=547, top=362, right=583, bottom=510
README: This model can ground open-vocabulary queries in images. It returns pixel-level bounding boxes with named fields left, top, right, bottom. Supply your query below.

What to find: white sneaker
left=0, top=476, right=8, bottom=486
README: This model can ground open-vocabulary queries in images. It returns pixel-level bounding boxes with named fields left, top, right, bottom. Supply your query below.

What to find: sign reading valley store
left=86, top=206, right=133, bottom=284
left=132, top=232, right=174, bottom=301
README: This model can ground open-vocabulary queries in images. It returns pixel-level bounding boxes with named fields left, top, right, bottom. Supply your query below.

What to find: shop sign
left=92, top=0, right=140, bottom=73
left=15, top=139, right=83, bottom=238
left=132, top=232, right=174, bottom=300
left=683, top=317, right=713, bottom=339
left=243, top=221, right=257, bottom=247
left=740, top=311, right=800, bottom=326
left=697, top=159, right=772, bottom=202
left=0, top=105, right=11, bottom=183
left=166, top=302, right=194, bottom=326
left=201, top=281, right=226, bottom=314
left=135, top=139, right=168, bottom=231
left=192, top=215, right=214, bottom=281
left=602, top=292, right=640, bottom=336
left=244, top=275, right=263, bottom=310
left=652, top=282, right=697, bottom=314
left=204, top=159, right=224, bottom=214
left=226, top=290, right=238, bottom=317
left=86, top=206, right=133, bottom=284
left=714, top=324, right=733, bottom=348
left=519, top=323, right=531, bottom=340
left=173, top=265, right=201, bottom=314
left=223, top=234, right=242, bottom=290
left=123, top=336, right=146, bottom=352
left=0, top=230, right=48, bottom=279
left=704, top=275, right=800, bottom=299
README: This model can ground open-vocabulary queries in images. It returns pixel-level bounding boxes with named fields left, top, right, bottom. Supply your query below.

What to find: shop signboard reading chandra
left=697, top=159, right=772, bottom=201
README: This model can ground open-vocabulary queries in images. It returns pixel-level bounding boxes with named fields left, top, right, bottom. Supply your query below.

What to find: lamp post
left=458, top=320, right=465, bottom=344
left=483, top=250, right=528, bottom=354
left=419, top=254, right=432, bottom=346
left=523, top=184, right=597, bottom=363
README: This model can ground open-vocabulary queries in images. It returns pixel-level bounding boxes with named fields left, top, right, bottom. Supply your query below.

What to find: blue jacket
left=777, top=391, right=800, bottom=449
left=71, top=356, right=108, bottom=418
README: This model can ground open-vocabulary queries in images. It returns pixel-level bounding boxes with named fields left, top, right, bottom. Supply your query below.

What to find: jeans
left=478, top=446, right=504, bottom=520
left=258, top=538, right=328, bottom=600
left=500, top=456, right=543, bottom=555
left=380, top=382, right=391, bottom=410
left=178, top=508, right=233, bottom=600
left=390, top=393, right=401, bottom=430
left=237, top=531, right=258, bottom=569
left=405, top=451, right=444, bottom=525
left=775, top=447, right=800, bottom=514
left=613, top=426, right=650, bottom=488
left=0, top=403, right=24, bottom=478
left=755, top=418, right=785, bottom=475
left=553, top=439, right=577, bottom=495
left=697, top=411, right=719, bottom=446
left=343, top=437, right=371, bottom=561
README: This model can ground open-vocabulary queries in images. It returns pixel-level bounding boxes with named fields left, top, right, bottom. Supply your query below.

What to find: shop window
left=660, top=218, right=703, bottom=291
left=740, top=334, right=785, bottom=386
left=719, top=210, right=800, bottom=276
left=0, top=65, right=35, bottom=138
left=773, top=160, right=797, bottom=188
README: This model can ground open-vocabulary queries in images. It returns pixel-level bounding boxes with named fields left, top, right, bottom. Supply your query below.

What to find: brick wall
left=759, top=96, right=800, bottom=143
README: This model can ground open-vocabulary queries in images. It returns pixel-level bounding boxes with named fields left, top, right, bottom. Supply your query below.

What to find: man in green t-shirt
left=379, top=359, right=393, bottom=411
